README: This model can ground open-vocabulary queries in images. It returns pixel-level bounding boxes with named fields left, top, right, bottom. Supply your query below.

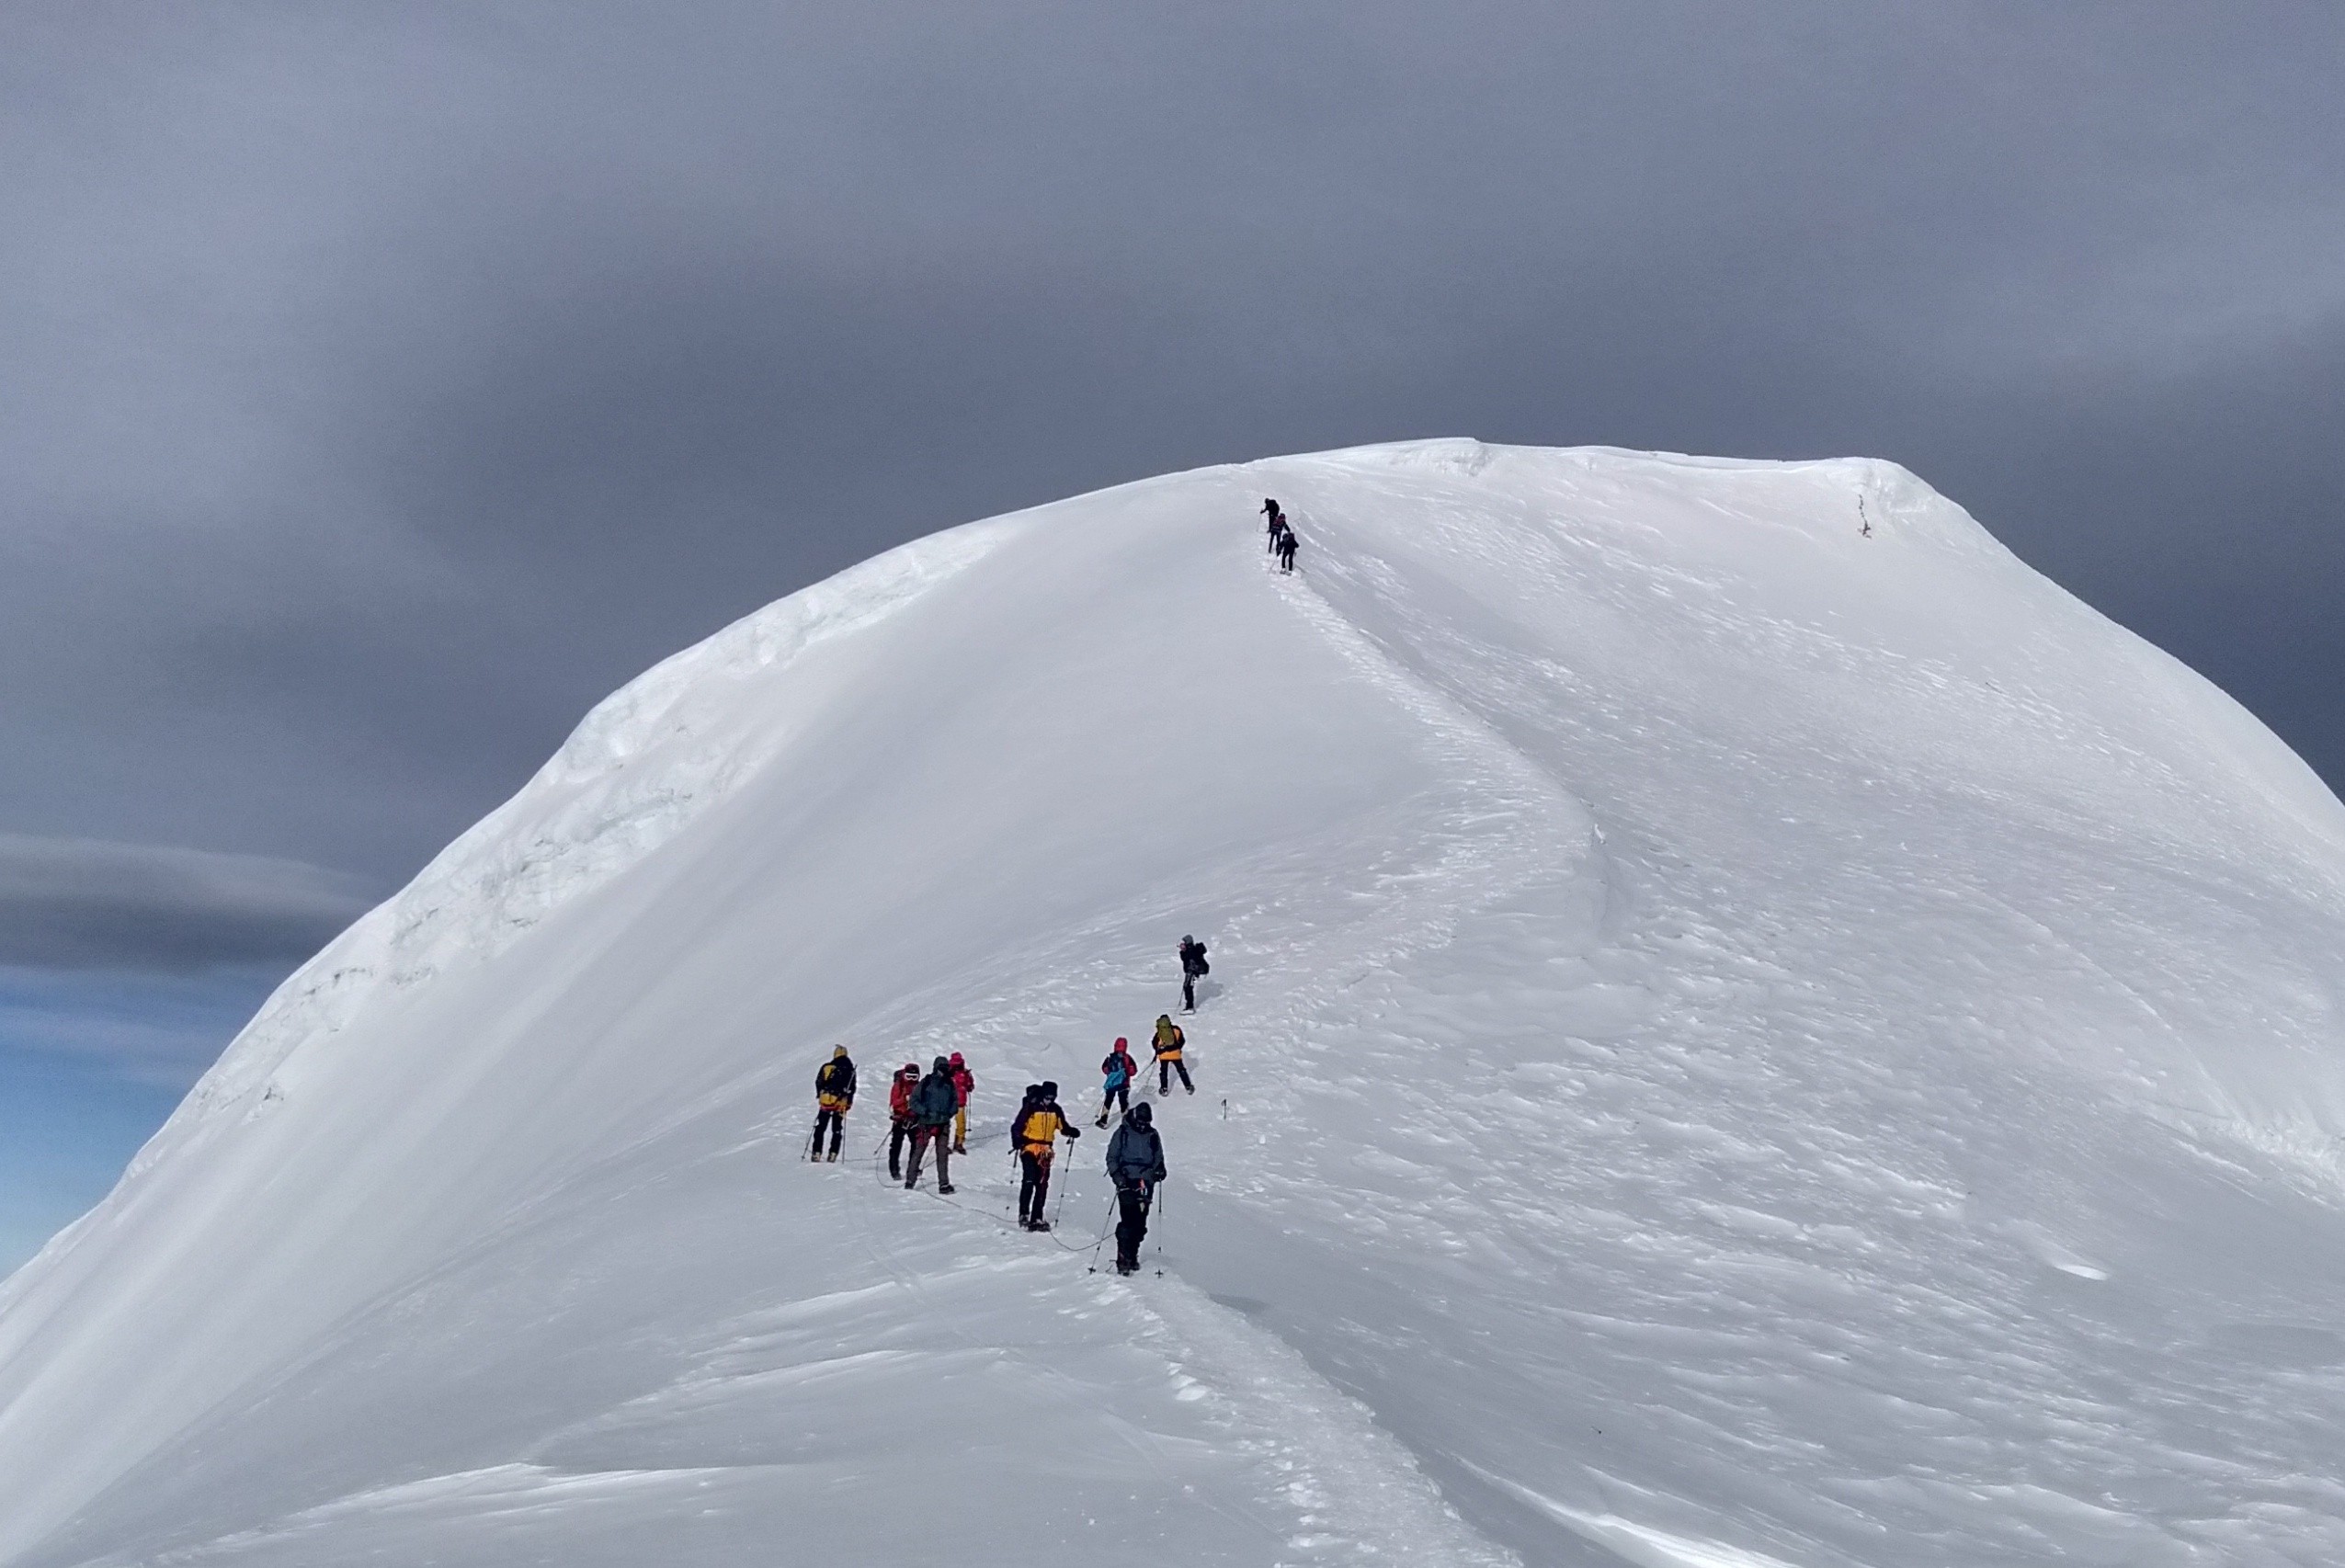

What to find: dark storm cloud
left=2, top=0, right=2341, bottom=959
left=0, top=835, right=373, bottom=972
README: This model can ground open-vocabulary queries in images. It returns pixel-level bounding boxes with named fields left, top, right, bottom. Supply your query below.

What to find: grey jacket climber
left=911, top=1059, right=960, bottom=1126
left=1105, top=1102, right=1167, bottom=1190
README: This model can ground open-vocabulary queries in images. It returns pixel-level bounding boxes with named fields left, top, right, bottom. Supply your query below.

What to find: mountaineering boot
left=939, top=1183, right=955, bottom=1196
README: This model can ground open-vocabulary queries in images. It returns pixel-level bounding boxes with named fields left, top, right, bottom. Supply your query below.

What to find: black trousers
left=1099, top=1083, right=1129, bottom=1120
left=1018, top=1148, right=1053, bottom=1225
left=887, top=1119, right=914, bottom=1180
left=1158, top=1057, right=1192, bottom=1094
left=1181, top=971, right=1197, bottom=1010
left=812, top=1108, right=846, bottom=1159
left=1115, top=1185, right=1153, bottom=1269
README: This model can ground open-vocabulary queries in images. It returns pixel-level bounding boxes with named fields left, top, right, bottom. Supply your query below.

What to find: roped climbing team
left=797, top=504, right=1291, bottom=1274
left=807, top=930, right=1205, bottom=1275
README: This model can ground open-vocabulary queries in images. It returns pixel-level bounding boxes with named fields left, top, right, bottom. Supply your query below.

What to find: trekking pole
left=1087, top=1190, right=1117, bottom=1272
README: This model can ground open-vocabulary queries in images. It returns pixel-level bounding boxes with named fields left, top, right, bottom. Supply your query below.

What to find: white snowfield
left=4, top=439, right=2345, bottom=1568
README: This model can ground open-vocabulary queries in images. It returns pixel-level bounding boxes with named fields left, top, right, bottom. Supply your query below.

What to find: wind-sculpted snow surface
left=176, top=516, right=1018, bottom=1129
left=5, top=442, right=2345, bottom=1567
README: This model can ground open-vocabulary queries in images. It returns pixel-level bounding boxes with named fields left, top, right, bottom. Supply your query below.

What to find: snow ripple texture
left=4, top=441, right=2344, bottom=1567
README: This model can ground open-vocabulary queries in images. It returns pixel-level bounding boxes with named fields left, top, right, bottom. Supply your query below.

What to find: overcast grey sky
left=2, top=2, right=2342, bottom=1263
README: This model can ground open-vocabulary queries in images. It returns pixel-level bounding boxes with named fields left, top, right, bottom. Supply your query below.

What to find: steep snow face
left=5, top=441, right=2345, bottom=1568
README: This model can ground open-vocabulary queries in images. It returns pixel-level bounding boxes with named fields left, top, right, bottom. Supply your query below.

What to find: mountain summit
left=5, top=441, right=2343, bottom=1566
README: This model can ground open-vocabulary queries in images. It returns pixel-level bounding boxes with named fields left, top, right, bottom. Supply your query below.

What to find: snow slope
left=5, top=440, right=2345, bottom=1567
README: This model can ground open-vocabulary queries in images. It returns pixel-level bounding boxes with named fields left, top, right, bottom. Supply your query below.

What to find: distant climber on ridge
left=1152, top=1013, right=1193, bottom=1096
left=1276, top=523, right=1299, bottom=574
left=1106, top=1101, right=1167, bottom=1275
left=885, top=1061, right=920, bottom=1180
left=1178, top=935, right=1209, bottom=1013
left=1097, top=1036, right=1137, bottom=1127
left=948, top=1051, right=975, bottom=1154
left=1012, top=1080, right=1080, bottom=1231
left=1263, top=498, right=1284, bottom=552
left=810, top=1045, right=856, bottom=1162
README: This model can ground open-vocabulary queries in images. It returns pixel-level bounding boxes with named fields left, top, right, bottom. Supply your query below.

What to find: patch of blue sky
left=0, top=966, right=281, bottom=1277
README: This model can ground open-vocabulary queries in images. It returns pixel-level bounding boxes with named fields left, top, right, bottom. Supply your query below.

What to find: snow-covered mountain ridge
left=4, top=439, right=2343, bottom=1567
